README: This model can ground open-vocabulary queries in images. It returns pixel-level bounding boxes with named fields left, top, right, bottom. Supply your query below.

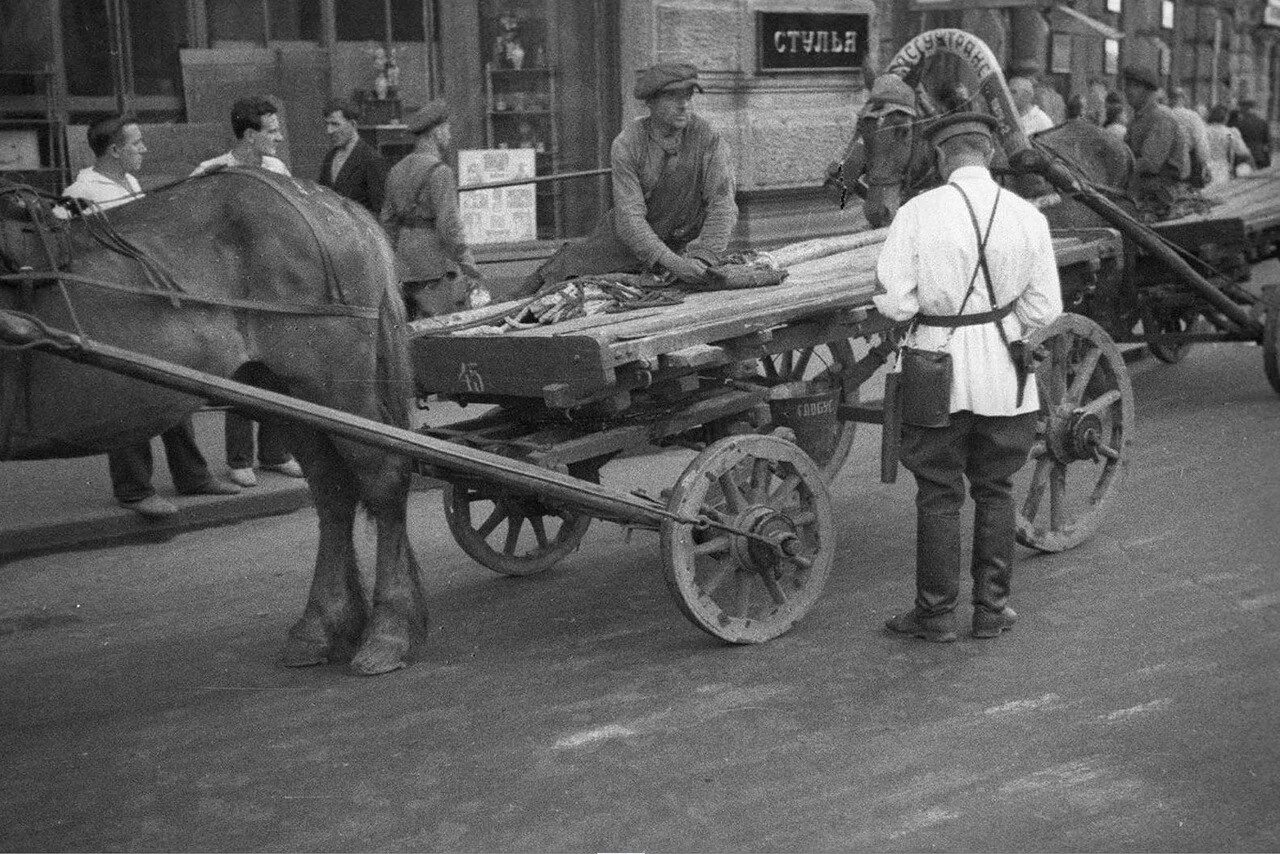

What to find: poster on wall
left=0, top=130, right=40, bottom=171
left=458, top=148, right=536, bottom=245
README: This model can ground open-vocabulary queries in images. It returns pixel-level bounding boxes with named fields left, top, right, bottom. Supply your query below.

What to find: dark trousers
left=899, top=410, right=1039, bottom=617
left=225, top=410, right=291, bottom=469
left=108, top=416, right=213, bottom=503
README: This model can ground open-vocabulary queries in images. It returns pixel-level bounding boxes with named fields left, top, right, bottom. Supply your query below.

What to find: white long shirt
left=873, top=166, right=1064, bottom=416
left=191, top=151, right=290, bottom=177
left=1020, top=104, right=1055, bottom=136
left=61, top=167, right=143, bottom=211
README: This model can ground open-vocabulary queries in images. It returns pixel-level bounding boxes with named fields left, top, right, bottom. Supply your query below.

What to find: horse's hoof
left=349, top=636, right=409, bottom=676
left=280, top=636, right=329, bottom=667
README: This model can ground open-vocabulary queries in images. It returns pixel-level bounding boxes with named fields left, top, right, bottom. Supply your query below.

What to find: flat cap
left=634, top=63, right=703, bottom=100
left=406, top=99, right=450, bottom=134
left=924, top=111, right=999, bottom=147
left=862, top=74, right=917, bottom=118
left=1121, top=64, right=1160, bottom=91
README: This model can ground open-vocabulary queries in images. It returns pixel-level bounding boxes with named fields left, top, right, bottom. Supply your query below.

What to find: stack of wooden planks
left=1169, top=166, right=1280, bottom=234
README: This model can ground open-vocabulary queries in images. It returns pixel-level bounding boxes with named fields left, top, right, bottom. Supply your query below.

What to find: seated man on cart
left=516, top=63, right=737, bottom=296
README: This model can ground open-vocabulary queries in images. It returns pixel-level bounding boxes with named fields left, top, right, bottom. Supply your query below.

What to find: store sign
left=458, top=148, right=536, bottom=245
left=756, top=11, right=869, bottom=73
left=1266, top=0, right=1280, bottom=28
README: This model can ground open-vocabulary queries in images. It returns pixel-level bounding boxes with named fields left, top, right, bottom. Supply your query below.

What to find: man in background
left=191, top=96, right=303, bottom=488
left=63, top=115, right=240, bottom=519
left=318, top=99, right=387, bottom=215
left=1168, top=87, right=1212, bottom=187
left=1010, top=76, right=1055, bottom=136
left=1121, top=65, right=1189, bottom=219
left=1231, top=99, right=1272, bottom=169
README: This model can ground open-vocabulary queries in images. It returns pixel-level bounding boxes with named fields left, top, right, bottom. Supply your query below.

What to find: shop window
left=336, top=0, right=425, bottom=42
left=61, top=0, right=185, bottom=101
left=1106, top=0, right=1122, bottom=14
left=208, top=0, right=322, bottom=44
left=1161, top=1, right=1175, bottom=30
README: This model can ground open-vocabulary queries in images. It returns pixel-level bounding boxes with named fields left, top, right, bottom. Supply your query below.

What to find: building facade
left=2, top=0, right=1278, bottom=262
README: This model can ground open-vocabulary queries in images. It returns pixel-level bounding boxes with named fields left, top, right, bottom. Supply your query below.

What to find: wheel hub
left=729, top=505, right=800, bottom=574
left=1065, top=409, right=1104, bottom=461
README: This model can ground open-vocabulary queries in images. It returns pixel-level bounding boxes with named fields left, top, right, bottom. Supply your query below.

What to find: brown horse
left=0, top=168, right=427, bottom=675
left=836, top=73, right=1135, bottom=231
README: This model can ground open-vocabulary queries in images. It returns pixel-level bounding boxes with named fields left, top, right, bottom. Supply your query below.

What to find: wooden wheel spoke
left=768, top=472, right=803, bottom=505
left=717, top=473, right=746, bottom=513
left=476, top=506, right=505, bottom=539
left=759, top=569, right=788, bottom=606
left=701, top=557, right=736, bottom=598
left=1049, top=337, right=1069, bottom=401
left=1081, top=388, right=1122, bottom=418
left=792, top=348, right=814, bottom=379
left=761, top=356, right=780, bottom=381
left=780, top=350, right=795, bottom=378
left=750, top=458, right=772, bottom=500
left=529, top=515, right=549, bottom=549
left=1066, top=347, right=1103, bottom=406
left=1049, top=463, right=1067, bottom=532
left=503, top=515, right=523, bottom=555
left=787, top=509, right=817, bottom=527
left=734, top=570, right=753, bottom=618
left=1023, top=457, right=1052, bottom=521
left=693, top=534, right=731, bottom=555
left=1029, top=440, right=1048, bottom=459
left=1093, top=441, right=1121, bottom=461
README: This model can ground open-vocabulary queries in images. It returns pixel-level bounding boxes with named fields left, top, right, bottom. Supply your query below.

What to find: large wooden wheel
left=443, top=462, right=598, bottom=576
left=1016, top=314, right=1135, bottom=552
left=661, top=434, right=835, bottom=643
left=1263, top=292, right=1280, bottom=396
left=743, top=339, right=860, bottom=482
left=1143, top=307, right=1204, bottom=364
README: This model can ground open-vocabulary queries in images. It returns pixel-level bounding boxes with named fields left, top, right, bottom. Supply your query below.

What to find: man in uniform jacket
left=381, top=100, right=481, bottom=319
left=516, top=62, right=737, bottom=296
left=318, top=99, right=387, bottom=215
left=1121, top=65, right=1190, bottom=220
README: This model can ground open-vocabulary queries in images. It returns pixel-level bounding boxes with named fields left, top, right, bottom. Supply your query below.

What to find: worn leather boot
left=886, top=511, right=961, bottom=643
left=971, top=502, right=1017, bottom=638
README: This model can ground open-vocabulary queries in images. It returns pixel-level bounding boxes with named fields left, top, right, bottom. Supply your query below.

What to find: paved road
left=2, top=336, right=1278, bottom=851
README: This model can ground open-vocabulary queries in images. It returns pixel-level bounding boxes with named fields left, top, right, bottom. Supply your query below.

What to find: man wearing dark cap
left=1230, top=98, right=1272, bottom=169
left=381, top=99, right=481, bottom=318
left=517, top=62, right=737, bottom=295
left=1121, top=64, right=1190, bottom=220
left=873, top=112, right=1063, bottom=643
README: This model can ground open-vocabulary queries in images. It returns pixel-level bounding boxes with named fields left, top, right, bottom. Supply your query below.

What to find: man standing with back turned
left=517, top=62, right=737, bottom=296
left=874, top=113, right=1063, bottom=642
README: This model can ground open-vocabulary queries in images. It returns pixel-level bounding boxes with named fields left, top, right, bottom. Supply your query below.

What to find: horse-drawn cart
left=0, top=223, right=1135, bottom=646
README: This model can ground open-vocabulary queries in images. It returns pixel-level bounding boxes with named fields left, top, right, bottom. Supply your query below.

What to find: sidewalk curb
left=1, top=476, right=444, bottom=561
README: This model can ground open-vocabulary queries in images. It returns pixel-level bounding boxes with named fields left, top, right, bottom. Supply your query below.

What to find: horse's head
left=851, top=74, right=933, bottom=228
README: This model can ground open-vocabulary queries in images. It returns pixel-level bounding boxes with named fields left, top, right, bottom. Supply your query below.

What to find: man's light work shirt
left=61, top=167, right=142, bottom=211
left=191, top=152, right=290, bottom=177
left=873, top=166, right=1064, bottom=416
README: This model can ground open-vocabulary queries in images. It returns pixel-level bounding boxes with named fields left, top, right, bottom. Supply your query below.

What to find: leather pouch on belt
left=899, top=346, right=952, bottom=428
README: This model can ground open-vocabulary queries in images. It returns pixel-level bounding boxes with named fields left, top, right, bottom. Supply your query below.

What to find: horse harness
left=0, top=169, right=380, bottom=339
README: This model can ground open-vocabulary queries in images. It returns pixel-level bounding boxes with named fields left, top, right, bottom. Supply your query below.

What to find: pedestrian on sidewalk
left=873, top=112, right=1064, bottom=642
left=381, top=99, right=482, bottom=319
left=191, top=96, right=304, bottom=488
left=62, top=115, right=241, bottom=519
left=318, top=98, right=387, bottom=215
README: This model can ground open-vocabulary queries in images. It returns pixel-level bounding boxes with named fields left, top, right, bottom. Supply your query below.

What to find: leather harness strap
left=0, top=269, right=379, bottom=319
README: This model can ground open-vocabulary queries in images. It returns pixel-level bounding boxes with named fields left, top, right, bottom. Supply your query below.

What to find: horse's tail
left=374, top=279, right=414, bottom=432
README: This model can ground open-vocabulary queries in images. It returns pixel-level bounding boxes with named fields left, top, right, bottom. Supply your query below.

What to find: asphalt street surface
left=2, top=335, right=1278, bottom=851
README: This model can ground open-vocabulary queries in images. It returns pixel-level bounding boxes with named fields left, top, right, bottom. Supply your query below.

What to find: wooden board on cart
left=1157, top=167, right=1280, bottom=247
left=411, top=230, right=1125, bottom=403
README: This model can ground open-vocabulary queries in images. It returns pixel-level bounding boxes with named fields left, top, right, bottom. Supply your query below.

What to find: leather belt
left=917, top=301, right=1015, bottom=328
